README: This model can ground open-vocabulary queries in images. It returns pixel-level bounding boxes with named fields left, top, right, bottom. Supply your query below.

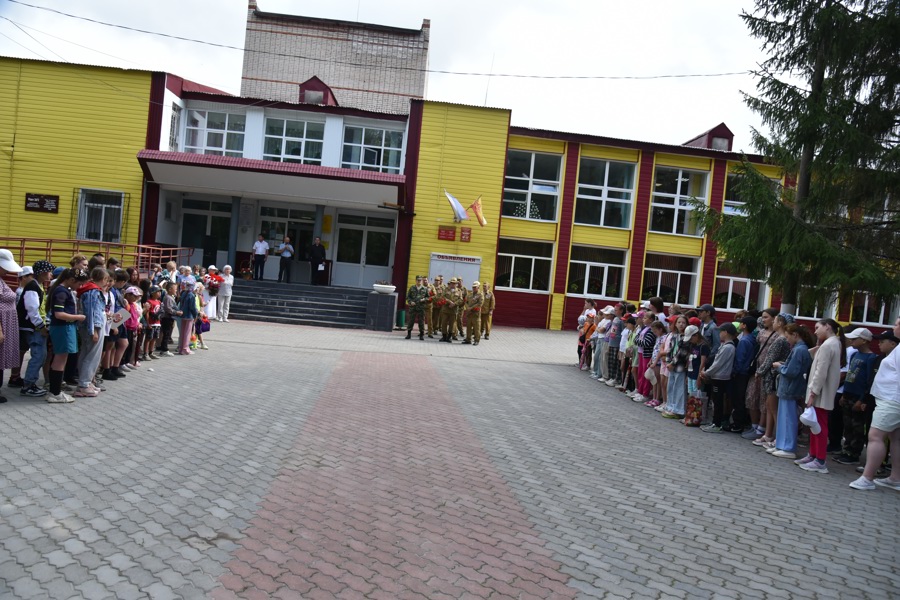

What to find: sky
left=0, top=0, right=770, bottom=151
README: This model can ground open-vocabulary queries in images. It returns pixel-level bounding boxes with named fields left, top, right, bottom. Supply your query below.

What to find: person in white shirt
left=251, top=234, right=269, bottom=281
left=849, top=318, right=900, bottom=490
left=217, top=265, right=235, bottom=322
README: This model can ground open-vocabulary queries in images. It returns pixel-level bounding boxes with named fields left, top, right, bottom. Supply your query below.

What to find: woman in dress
left=753, top=311, right=793, bottom=448
left=0, top=249, right=24, bottom=403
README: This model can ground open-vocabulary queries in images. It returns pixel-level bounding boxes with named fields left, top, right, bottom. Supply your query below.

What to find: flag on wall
left=444, top=190, right=469, bottom=222
left=469, top=196, right=487, bottom=227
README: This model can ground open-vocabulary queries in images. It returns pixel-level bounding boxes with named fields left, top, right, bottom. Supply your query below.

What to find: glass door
left=181, top=213, right=208, bottom=268
left=332, top=213, right=395, bottom=287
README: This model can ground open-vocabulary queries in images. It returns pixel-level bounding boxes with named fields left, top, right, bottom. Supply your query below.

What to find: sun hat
left=0, top=249, right=23, bottom=273
left=208, top=265, right=218, bottom=271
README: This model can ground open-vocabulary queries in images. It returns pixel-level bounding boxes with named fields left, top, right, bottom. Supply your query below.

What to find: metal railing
left=0, top=237, right=194, bottom=283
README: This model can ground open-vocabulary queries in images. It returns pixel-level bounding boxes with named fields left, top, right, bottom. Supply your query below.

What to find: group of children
left=7, top=254, right=235, bottom=404
left=577, top=297, right=900, bottom=488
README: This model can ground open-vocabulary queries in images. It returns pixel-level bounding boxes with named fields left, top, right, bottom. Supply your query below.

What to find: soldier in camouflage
left=462, top=281, right=484, bottom=346
left=440, top=278, right=462, bottom=343
left=405, top=275, right=428, bottom=340
left=455, top=276, right=467, bottom=340
left=481, top=282, right=495, bottom=340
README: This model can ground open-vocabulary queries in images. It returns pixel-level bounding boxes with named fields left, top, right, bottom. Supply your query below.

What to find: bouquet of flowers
left=205, top=273, right=224, bottom=297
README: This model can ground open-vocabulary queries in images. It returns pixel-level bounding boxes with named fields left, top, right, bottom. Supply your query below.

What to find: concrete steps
left=228, top=279, right=371, bottom=329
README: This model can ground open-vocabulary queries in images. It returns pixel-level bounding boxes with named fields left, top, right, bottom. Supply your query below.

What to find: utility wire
left=4, top=0, right=750, bottom=81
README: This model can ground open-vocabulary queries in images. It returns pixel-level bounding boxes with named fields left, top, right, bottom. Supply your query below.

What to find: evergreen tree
left=694, top=0, right=900, bottom=315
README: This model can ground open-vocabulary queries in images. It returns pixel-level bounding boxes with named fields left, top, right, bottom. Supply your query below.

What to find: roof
left=508, top=125, right=766, bottom=162
left=137, top=150, right=406, bottom=185
left=251, top=7, right=429, bottom=36
left=165, top=74, right=232, bottom=97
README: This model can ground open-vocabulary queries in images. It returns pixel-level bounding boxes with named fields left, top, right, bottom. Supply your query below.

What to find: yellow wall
left=0, top=58, right=150, bottom=243
left=571, top=225, right=631, bottom=249
left=655, top=153, right=711, bottom=171
left=646, top=232, right=703, bottom=256
left=580, top=144, right=639, bottom=163
left=508, top=135, right=565, bottom=154
left=407, top=101, right=511, bottom=286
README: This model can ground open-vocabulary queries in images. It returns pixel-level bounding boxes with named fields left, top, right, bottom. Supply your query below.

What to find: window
left=342, top=126, right=403, bottom=174
left=724, top=173, right=781, bottom=217
left=574, top=158, right=635, bottom=228
left=168, top=104, right=182, bottom=151
left=76, top=190, right=124, bottom=243
left=642, top=253, right=697, bottom=305
left=851, top=292, right=898, bottom=326
left=714, top=261, right=764, bottom=311
left=502, top=151, right=561, bottom=222
left=185, top=110, right=245, bottom=157
left=796, top=289, right=835, bottom=320
left=567, top=246, right=626, bottom=298
left=650, top=167, right=708, bottom=235
left=263, top=118, right=325, bottom=165
left=495, top=239, right=554, bottom=292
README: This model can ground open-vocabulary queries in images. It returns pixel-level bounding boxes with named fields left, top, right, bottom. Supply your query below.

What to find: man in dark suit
left=309, top=237, right=326, bottom=285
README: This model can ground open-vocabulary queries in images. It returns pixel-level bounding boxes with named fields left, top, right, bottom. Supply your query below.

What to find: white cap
left=208, top=265, right=218, bottom=271
left=641, top=300, right=651, bottom=309
left=0, top=249, right=23, bottom=274
left=601, top=305, right=615, bottom=315
left=18, top=266, right=34, bottom=277
left=845, top=328, right=873, bottom=341
left=684, top=325, right=700, bottom=339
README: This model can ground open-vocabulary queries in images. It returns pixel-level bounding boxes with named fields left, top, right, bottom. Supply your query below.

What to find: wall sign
left=460, top=227, right=472, bottom=242
left=437, top=225, right=456, bottom=241
left=25, top=193, right=59, bottom=213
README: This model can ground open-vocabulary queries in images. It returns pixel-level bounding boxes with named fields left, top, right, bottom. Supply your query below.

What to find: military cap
left=472, top=281, right=480, bottom=287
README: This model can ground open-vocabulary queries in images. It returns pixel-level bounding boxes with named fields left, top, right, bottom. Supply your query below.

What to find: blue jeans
left=23, top=330, right=47, bottom=386
left=666, top=370, right=687, bottom=415
left=775, top=398, right=800, bottom=452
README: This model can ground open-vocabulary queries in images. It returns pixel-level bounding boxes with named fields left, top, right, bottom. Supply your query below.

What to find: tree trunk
left=781, top=27, right=828, bottom=315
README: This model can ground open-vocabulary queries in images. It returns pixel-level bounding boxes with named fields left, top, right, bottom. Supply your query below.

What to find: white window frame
left=574, top=158, right=636, bottom=229
left=341, top=125, right=404, bottom=174
left=495, top=239, right=554, bottom=293
left=796, top=289, right=836, bottom=320
left=263, top=117, right=325, bottom=165
left=168, top=104, right=182, bottom=152
left=714, top=275, right=765, bottom=311
left=184, top=110, right=246, bottom=157
left=502, top=150, right=562, bottom=223
left=642, top=253, right=698, bottom=306
left=567, top=246, right=627, bottom=299
left=724, top=173, right=782, bottom=217
left=76, top=189, right=125, bottom=243
left=650, top=167, right=709, bottom=236
left=851, top=292, right=899, bottom=326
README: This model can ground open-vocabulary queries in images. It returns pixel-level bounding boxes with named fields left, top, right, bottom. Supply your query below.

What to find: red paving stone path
left=211, top=352, right=576, bottom=599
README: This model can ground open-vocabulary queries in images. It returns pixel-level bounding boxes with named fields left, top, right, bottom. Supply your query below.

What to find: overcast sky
left=0, top=0, right=769, bottom=150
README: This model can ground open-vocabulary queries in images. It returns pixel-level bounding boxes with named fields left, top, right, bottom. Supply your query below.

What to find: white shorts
left=871, top=399, right=900, bottom=433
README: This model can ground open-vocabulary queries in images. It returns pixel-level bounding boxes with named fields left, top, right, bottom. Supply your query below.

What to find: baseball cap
left=640, top=300, right=652, bottom=309
left=149, top=285, right=161, bottom=294
left=689, top=317, right=702, bottom=326
left=52, top=266, right=65, bottom=278
left=0, top=248, right=23, bottom=273
left=601, top=305, right=615, bottom=315
left=845, top=327, right=873, bottom=341
left=124, top=286, right=142, bottom=297
left=699, top=304, right=716, bottom=314
left=684, top=325, right=700, bottom=339
left=208, top=265, right=218, bottom=271
left=18, top=266, right=34, bottom=277
left=874, top=331, right=900, bottom=344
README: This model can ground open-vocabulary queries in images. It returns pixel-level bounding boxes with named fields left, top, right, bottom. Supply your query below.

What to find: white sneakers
left=46, top=393, right=74, bottom=404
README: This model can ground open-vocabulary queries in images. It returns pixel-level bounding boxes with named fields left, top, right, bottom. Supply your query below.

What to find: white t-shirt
left=871, top=346, right=899, bottom=405
left=253, top=240, right=269, bottom=255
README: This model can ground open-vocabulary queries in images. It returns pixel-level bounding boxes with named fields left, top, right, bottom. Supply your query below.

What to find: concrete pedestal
left=366, top=292, right=397, bottom=332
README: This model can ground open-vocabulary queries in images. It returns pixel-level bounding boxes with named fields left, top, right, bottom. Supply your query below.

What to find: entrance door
left=181, top=213, right=208, bottom=268
left=332, top=214, right=394, bottom=287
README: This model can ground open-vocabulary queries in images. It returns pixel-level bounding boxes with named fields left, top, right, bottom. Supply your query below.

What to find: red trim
left=509, top=126, right=767, bottom=164
left=136, top=150, right=406, bottom=186
left=145, top=73, right=166, bottom=151
left=492, top=290, right=550, bottom=329
left=164, top=74, right=231, bottom=97
left=179, top=91, right=409, bottom=121
left=298, top=76, right=338, bottom=106
left=393, top=101, right=424, bottom=291
left=554, top=142, right=579, bottom=294
left=142, top=183, right=160, bottom=244
left=699, top=158, right=727, bottom=305
left=626, top=151, right=655, bottom=300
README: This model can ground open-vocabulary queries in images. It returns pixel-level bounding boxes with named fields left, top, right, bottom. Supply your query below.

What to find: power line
left=4, top=0, right=750, bottom=81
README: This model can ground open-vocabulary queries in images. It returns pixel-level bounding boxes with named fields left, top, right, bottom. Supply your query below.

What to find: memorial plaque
left=437, top=225, right=456, bottom=241
left=25, top=193, right=59, bottom=213
left=460, top=227, right=472, bottom=242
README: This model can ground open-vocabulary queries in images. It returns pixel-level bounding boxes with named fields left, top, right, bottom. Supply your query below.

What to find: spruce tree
left=694, top=0, right=900, bottom=315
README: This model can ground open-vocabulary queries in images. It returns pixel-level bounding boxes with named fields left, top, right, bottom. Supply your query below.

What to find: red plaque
left=460, top=227, right=472, bottom=242
left=437, top=226, right=456, bottom=241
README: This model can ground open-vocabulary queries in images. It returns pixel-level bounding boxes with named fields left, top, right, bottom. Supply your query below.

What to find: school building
left=1, top=2, right=895, bottom=331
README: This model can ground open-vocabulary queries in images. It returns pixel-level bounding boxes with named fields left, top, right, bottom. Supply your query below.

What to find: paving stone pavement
left=0, top=320, right=897, bottom=599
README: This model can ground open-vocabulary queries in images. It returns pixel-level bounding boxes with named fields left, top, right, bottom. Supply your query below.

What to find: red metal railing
left=0, top=237, right=194, bottom=285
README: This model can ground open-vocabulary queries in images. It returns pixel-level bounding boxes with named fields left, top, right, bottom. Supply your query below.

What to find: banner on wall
left=428, top=252, right=482, bottom=285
